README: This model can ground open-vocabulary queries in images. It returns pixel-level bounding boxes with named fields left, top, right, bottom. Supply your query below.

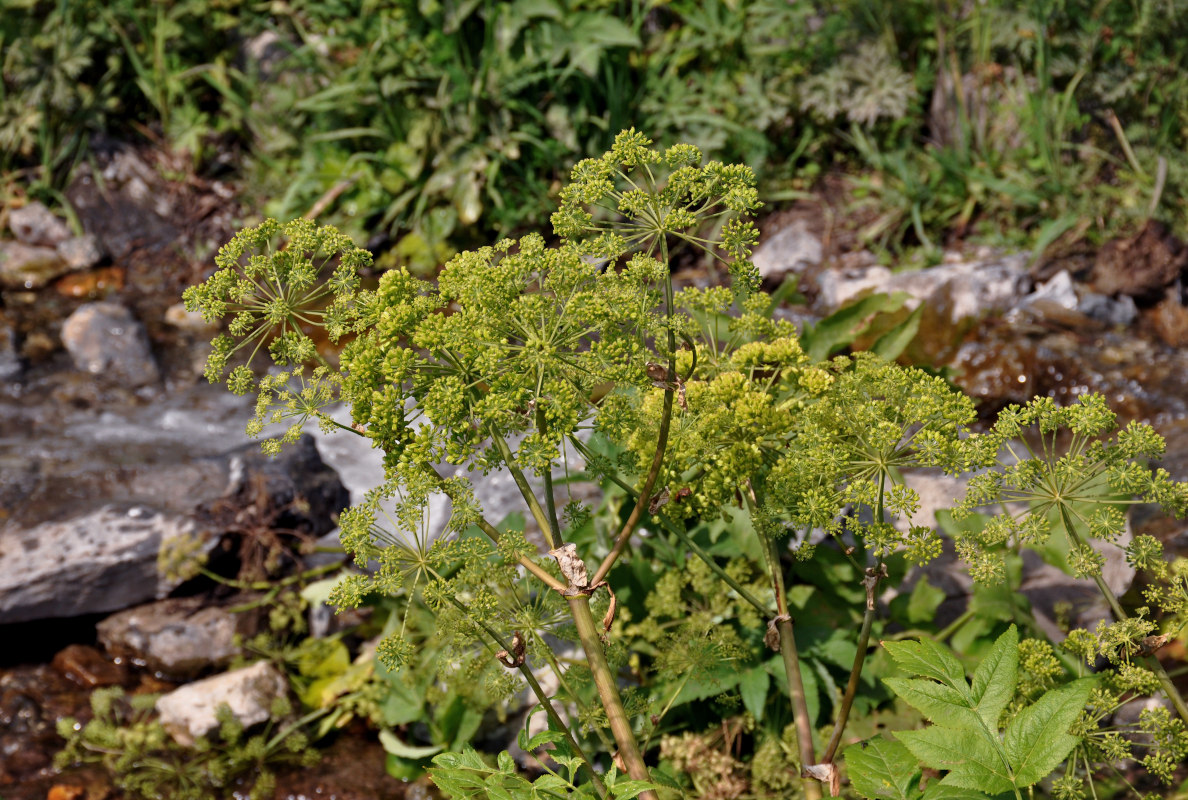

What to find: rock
left=1078, top=292, right=1137, bottom=328
left=51, top=644, right=127, bottom=688
left=1018, top=270, right=1078, bottom=311
left=54, top=265, right=125, bottom=299
left=8, top=201, right=71, bottom=246
left=952, top=338, right=1037, bottom=407
left=56, top=234, right=106, bottom=271
left=752, top=219, right=823, bottom=280
left=0, top=505, right=207, bottom=624
left=0, top=241, right=71, bottom=289
left=156, top=660, right=287, bottom=746
left=164, top=301, right=219, bottom=334
left=1091, top=220, right=1188, bottom=299
left=96, top=597, right=240, bottom=679
left=0, top=323, right=20, bottom=381
left=60, top=302, right=160, bottom=387
left=0, top=425, right=348, bottom=623
left=1149, top=290, right=1188, bottom=348
left=817, top=254, right=1028, bottom=324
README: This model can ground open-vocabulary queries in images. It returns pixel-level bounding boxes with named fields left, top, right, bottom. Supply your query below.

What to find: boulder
left=60, top=302, right=160, bottom=387
left=96, top=597, right=240, bottom=679
left=1090, top=220, right=1188, bottom=299
left=8, top=202, right=71, bottom=247
left=156, top=661, right=287, bottom=746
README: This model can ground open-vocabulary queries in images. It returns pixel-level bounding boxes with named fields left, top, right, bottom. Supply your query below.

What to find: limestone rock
left=817, top=254, right=1028, bottom=324
left=97, top=597, right=240, bottom=679
left=156, top=661, right=287, bottom=746
left=60, top=302, right=160, bottom=387
left=0, top=505, right=206, bottom=624
left=9, top=201, right=71, bottom=246
left=752, top=219, right=823, bottom=280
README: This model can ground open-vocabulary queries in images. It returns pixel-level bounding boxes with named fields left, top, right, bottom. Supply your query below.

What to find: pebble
left=97, top=597, right=240, bottom=679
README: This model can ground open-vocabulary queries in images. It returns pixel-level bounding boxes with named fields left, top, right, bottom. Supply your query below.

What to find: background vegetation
left=4, top=0, right=1188, bottom=264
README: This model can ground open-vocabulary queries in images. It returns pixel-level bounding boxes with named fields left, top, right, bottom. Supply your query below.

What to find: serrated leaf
left=519, top=727, right=567, bottom=752
left=896, top=727, right=1013, bottom=795
left=739, top=666, right=770, bottom=722
left=920, top=784, right=992, bottom=800
left=882, top=638, right=967, bottom=690
left=968, top=626, right=1017, bottom=729
left=609, top=779, right=661, bottom=799
left=884, top=678, right=979, bottom=729
left=845, top=735, right=921, bottom=800
left=1004, top=677, right=1095, bottom=786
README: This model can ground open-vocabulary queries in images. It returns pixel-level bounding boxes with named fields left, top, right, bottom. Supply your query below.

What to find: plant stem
left=537, top=407, right=565, bottom=545
left=590, top=240, right=678, bottom=586
left=1058, top=505, right=1188, bottom=725
left=489, top=430, right=558, bottom=549
left=768, top=541, right=822, bottom=800
left=567, top=594, right=656, bottom=799
left=450, top=598, right=607, bottom=798
left=822, top=566, right=884, bottom=764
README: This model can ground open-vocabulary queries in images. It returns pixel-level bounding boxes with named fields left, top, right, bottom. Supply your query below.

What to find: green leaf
left=884, top=678, right=979, bottom=729
left=920, top=784, right=992, bottom=800
left=1004, top=677, right=1095, bottom=786
left=802, top=292, right=907, bottom=361
left=882, top=637, right=967, bottom=690
left=895, top=727, right=1014, bottom=795
left=845, top=735, right=921, bottom=800
left=609, top=780, right=661, bottom=800
left=378, top=729, right=443, bottom=760
left=739, top=666, right=770, bottom=722
left=872, top=303, right=924, bottom=361
left=905, top=576, right=946, bottom=624
left=968, top=626, right=1018, bottom=729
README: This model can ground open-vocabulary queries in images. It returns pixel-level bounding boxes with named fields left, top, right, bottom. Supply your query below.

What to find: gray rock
left=0, top=325, right=19, bottom=381
left=817, top=254, right=1028, bottom=324
left=56, top=234, right=106, bottom=271
left=1018, top=270, right=1078, bottom=312
left=1079, top=292, right=1138, bottom=328
left=0, top=241, right=71, bottom=289
left=60, top=302, right=160, bottom=387
left=0, top=427, right=348, bottom=624
left=0, top=505, right=206, bottom=624
left=156, top=661, right=287, bottom=746
left=97, top=597, right=240, bottom=679
left=752, top=220, right=823, bottom=280
left=8, top=201, right=70, bottom=246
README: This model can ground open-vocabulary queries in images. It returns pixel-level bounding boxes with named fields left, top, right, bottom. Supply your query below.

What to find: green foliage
left=54, top=687, right=318, bottom=800
left=849, top=626, right=1096, bottom=798
left=184, top=133, right=1188, bottom=799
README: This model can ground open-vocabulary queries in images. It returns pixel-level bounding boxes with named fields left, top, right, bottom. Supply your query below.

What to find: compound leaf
left=846, top=735, right=921, bottom=800
left=1004, top=677, right=1095, bottom=787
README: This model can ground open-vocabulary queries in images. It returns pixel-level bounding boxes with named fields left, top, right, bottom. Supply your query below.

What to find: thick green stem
left=766, top=535, right=822, bottom=800
left=567, top=595, right=656, bottom=799
left=1058, top=505, right=1188, bottom=725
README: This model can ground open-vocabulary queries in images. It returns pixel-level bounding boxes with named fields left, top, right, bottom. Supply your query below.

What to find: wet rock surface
left=96, top=597, right=241, bottom=679
left=155, top=660, right=287, bottom=746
